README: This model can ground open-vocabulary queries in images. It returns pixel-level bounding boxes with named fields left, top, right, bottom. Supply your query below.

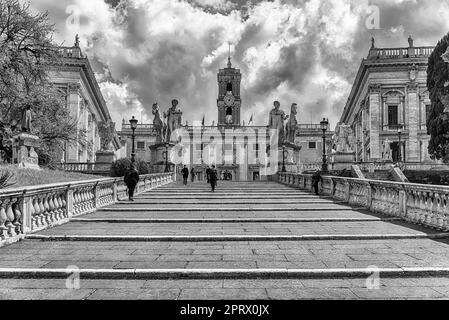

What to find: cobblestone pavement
left=1, top=181, right=449, bottom=300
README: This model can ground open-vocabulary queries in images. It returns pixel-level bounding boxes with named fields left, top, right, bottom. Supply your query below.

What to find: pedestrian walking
left=312, top=170, right=323, bottom=195
left=206, top=166, right=211, bottom=184
left=181, top=165, right=189, bottom=186
left=190, top=167, right=196, bottom=183
left=209, top=165, right=218, bottom=192
left=124, top=164, right=140, bottom=201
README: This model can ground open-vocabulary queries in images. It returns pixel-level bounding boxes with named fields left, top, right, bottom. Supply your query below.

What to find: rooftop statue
left=268, top=101, right=289, bottom=146
left=164, top=99, right=183, bottom=143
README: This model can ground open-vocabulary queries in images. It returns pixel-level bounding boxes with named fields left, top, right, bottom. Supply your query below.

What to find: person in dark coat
left=181, top=165, right=189, bottom=186
left=190, top=167, right=196, bottom=183
left=206, top=166, right=211, bottom=184
left=312, top=170, right=323, bottom=195
left=124, top=164, right=140, bottom=201
left=209, top=165, right=218, bottom=192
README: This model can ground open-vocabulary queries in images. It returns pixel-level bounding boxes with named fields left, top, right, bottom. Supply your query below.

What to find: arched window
left=226, top=82, right=233, bottom=93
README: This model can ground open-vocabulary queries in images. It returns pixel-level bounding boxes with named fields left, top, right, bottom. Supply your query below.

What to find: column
left=407, top=83, right=419, bottom=162
left=67, top=82, right=81, bottom=162
left=368, top=84, right=381, bottom=160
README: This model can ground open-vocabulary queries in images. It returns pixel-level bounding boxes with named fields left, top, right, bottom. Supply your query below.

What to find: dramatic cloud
left=29, top=0, right=449, bottom=129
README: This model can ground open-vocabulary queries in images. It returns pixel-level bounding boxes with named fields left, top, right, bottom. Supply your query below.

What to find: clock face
left=224, top=94, right=235, bottom=106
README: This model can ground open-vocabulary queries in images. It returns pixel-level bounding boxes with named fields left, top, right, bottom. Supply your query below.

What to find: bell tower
left=217, top=44, right=242, bottom=127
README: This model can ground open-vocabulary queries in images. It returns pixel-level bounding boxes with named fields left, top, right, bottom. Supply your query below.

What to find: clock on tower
left=217, top=49, right=242, bottom=127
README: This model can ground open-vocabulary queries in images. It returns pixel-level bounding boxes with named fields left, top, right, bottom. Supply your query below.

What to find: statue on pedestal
left=164, top=99, right=183, bottom=143
left=334, top=123, right=354, bottom=153
left=21, top=106, right=32, bottom=133
left=285, top=103, right=298, bottom=144
left=383, top=138, right=392, bottom=161
left=98, top=121, right=115, bottom=151
left=152, top=103, right=166, bottom=144
left=268, top=101, right=289, bottom=146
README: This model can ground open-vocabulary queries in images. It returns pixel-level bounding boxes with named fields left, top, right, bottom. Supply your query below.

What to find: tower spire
left=227, top=42, right=232, bottom=68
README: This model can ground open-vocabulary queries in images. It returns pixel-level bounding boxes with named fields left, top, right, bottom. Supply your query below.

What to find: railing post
left=66, top=185, right=74, bottom=219
left=94, top=182, right=100, bottom=209
left=20, top=191, right=32, bottom=234
left=399, top=186, right=407, bottom=218
left=113, top=179, right=118, bottom=203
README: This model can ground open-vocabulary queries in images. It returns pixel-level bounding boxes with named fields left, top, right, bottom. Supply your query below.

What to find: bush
left=427, top=32, right=449, bottom=162
left=110, top=158, right=149, bottom=177
left=0, top=169, right=16, bottom=189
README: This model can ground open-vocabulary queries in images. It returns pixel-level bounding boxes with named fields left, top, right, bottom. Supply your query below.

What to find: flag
left=248, top=114, right=254, bottom=125
left=202, top=115, right=205, bottom=126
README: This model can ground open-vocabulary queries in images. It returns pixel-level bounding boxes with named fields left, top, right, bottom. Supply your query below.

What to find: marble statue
left=152, top=103, right=166, bottom=144
left=268, top=101, right=289, bottom=145
left=98, top=121, right=115, bottom=151
left=383, top=138, right=392, bottom=161
left=334, top=123, right=354, bottom=152
left=21, top=106, right=32, bottom=133
left=285, top=103, right=298, bottom=144
left=164, top=99, right=183, bottom=142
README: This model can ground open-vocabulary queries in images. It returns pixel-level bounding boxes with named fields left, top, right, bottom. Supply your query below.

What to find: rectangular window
left=137, top=142, right=145, bottom=150
left=308, top=142, right=316, bottom=149
left=388, top=105, right=398, bottom=127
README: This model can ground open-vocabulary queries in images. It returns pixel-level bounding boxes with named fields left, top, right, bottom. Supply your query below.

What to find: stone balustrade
left=0, top=173, right=175, bottom=246
left=277, top=172, right=449, bottom=232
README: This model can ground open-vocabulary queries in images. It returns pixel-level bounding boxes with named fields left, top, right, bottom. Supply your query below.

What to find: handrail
left=276, top=172, right=449, bottom=231
left=0, top=172, right=176, bottom=246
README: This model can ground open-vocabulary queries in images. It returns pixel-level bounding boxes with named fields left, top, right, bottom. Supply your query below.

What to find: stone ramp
left=1, top=181, right=449, bottom=300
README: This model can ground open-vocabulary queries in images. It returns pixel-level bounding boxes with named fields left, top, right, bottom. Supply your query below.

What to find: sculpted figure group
left=268, top=101, right=299, bottom=145
left=152, top=99, right=183, bottom=144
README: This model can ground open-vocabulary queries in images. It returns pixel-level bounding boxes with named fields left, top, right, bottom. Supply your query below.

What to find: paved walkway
left=1, top=181, right=449, bottom=299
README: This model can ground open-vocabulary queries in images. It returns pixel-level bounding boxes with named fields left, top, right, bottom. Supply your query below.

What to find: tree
left=0, top=0, right=86, bottom=166
left=110, top=158, right=150, bottom=177
left=427, top=32, right=449, bottom=162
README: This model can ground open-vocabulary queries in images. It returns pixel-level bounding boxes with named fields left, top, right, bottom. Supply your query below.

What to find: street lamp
left=397, top=124, right=403, bottom=163
left=320, top=118, right=329, bottom=173
left=164, top=142, right=170, bottom=173
left=282, top=144, right=287, bottom=173
left=129, top=116, right=138, bottom=163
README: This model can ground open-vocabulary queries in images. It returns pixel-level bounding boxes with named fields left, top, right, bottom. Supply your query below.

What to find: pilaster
left=407, top=82, right=419, bottom=161
left=368, top=84, right=381, bottom=160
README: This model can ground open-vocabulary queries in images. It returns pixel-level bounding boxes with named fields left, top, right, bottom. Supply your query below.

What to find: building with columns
left=340, top=37, right=435, bottom=163
left=119, top=54, right=333, bottom=180
left=47, top=38, right=121, bottom=163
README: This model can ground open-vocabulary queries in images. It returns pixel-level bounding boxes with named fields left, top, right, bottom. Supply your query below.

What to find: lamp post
left=320, top=118, right=329, bottom=173
left=397, top=124, right=403, bottom=163
left=282, top=144, right=287, bottom=173
left=164, top=143, right=170, bottom=173
left=129, top=116, right=138, bottom=163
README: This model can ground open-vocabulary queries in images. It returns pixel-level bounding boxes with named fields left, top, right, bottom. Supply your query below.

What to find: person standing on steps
left=209, top=165, right=218, bottom=192
left=190, top=167, right=196, bottom=183
left=124, top=164, right=140, bottom=201
left=312, top=170, right=323, bottom=196
left=206, top=166, right=211, bottom=184
left=181, top=165, right=189, bottom=186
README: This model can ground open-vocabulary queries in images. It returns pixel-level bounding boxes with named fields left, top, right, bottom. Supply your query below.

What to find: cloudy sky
left=29, top=0, right=449, bottom=130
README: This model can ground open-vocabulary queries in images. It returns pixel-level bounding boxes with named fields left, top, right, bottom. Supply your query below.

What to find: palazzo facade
left=340, top=37, right=436, bottom=163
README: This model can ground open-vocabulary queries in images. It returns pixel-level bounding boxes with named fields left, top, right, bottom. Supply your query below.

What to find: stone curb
left=25, top=233, right=449, bottom=242
left=71, top=218, right=401, bottom=224
left=1, top=267, right=449, bottom=280
left=98, top=208, right=362, bottom=212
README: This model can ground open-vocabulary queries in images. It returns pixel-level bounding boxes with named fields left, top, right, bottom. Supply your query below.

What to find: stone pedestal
left=95, top=151, right=116, bottom=171
left=279, top=143, right=302, bottom=173
left=150, top=143, right=176, bottom=173
left=12, top=133, right=40, bottom=170
left=331, top=151, right=356, bottom=171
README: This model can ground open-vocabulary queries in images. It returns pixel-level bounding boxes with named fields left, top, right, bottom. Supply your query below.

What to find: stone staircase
left=0, top=181, right=449, bottom=299
left=362, top=170, right=392, bottom=181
